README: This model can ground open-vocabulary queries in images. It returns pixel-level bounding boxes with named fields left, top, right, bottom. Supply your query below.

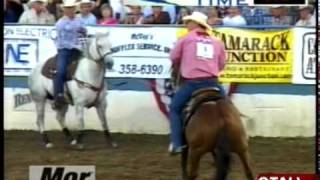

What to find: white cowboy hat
left=28, top=0, right=46, bottom=5
left=182, top=11, right=212, bottom=30
left=62, top=0, right=77, bottom=7
left=29, top=0, right=47, bottom=3
left=298, top=5, right=313, bottom=10
left=78, top=0, right=94, bottom=5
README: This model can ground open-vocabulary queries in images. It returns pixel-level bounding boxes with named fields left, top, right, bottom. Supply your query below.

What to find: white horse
left=28, top=33, right=117, bottom=149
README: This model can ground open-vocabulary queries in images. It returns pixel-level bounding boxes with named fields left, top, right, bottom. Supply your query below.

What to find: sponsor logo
left=4, top=38, right=39, bottom=70
left=257, top=174, right=317, bottom=180
left=29, top=166, right=95, bottom=180
left=302, top=33, right=316, bottom=79
left=14, top=93, right=32, bottom=108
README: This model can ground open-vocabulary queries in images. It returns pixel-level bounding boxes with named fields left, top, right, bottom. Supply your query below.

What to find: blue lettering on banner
left=5, top=44, right=30, bottom=64
left=218, top=0, right=232, bottom=5
left=237, top=0, right=248, bottom=5
left=4, top=38, right=39, bottom=69
left=4, top=26, right=57, bottom=40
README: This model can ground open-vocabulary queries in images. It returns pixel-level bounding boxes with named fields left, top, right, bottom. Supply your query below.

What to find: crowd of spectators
left=4, top=0, right=316, bottom=27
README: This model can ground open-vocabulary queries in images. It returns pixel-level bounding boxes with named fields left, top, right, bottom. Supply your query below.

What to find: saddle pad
left=41, top=55, right=81, bottom=81
left=183, top=91, right=224, bottom=127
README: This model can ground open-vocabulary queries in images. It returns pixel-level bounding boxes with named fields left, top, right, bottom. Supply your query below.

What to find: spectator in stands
left=143, top=6, right=171, bottom=24
left=19, top=0, right=55, bottom=24
left=217, top=7, right=228, bottom=18
left=93, top=0, right=109, bottom=9
left=123, top=5, right=144, bottom=24
left=77, top=0, right=97, bottom=25
left=109, top=0, right=128, bottom=22
left=269, top=6, right=291, bottom=25
left=164, top=5, right=176, bottom=24
left=5, top=0, right=19, bottom=22
left=241, top=6, right=269, bottom=25
left=91, top=0, right=109, bottom=19
left=46, top=0, right=63, bottom=21
left=5, top=0, right=25, bottom=22
left=222, top=7, right=247, bottom=26
left=206, top=7, right=221, bottom=26
left=175, top=6, right=191, bottom=24
left=296, top=6, right=315, bottom=26
left=98, top=4, right=118, bottom=25
left=143, top=5, right=176, bottom=24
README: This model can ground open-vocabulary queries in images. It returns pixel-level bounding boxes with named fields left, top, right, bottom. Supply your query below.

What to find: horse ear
left=95, top=32, right=103, bottom=38
left=105, top=31, right=110, bottom=37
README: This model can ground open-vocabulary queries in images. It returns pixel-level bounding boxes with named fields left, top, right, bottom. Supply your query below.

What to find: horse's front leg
left=95, top=98, right=118, bottom=148
left=56, top=104, right=75, bottom=145
left=35, top=99, right=53, bottom=148
left=75, top=104, right=85, bottom=149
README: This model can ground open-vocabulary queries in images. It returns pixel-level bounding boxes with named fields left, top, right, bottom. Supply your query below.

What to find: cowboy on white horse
left=54, top=0, right=87, bottom=109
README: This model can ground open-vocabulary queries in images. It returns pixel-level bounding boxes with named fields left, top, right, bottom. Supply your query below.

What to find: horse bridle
left=82, top=35, right=112, bottom=67
left=95, top=36, right=113, bottom=64
left=72, top=35, right=112, bottom=107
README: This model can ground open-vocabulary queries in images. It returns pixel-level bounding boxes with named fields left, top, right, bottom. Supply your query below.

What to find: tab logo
left=29, top=166, right=95, bottom=180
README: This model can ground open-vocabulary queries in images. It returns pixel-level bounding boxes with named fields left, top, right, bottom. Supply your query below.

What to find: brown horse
left=171, top=66, right=254, bottom=180
left=180, top=89, right=254, bottom=180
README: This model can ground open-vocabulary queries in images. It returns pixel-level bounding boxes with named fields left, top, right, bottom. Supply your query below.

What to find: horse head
left=87, top=32, right=114, bottom=70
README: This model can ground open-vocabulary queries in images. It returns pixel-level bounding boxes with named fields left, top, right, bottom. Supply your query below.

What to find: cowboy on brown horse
left=168, top=11, right=227, bottom=155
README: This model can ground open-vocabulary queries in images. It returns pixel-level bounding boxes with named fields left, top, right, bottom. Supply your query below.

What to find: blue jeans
left=169, top=79, right=225, bottom=149
left=54, top=49, right=80, bottom=97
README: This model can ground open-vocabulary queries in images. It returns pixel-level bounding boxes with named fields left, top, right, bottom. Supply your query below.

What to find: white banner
left=292, top=27, right=316, bottom=84
left=3, top=25, right=316, bottom=84
left=106, top=26, right=176, bottom=78
left=4, top=25, right=176, bottom=78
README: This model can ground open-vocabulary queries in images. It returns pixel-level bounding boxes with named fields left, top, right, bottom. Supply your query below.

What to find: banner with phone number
left=3, top=25, right=315, bottom=84
left=3, top=25, right=177, bottom=78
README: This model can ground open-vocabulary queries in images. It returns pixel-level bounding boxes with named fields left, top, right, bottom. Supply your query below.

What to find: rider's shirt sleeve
left=169, top=38, right=185, bottom=64
left=218, top=41, right=227, bottom=71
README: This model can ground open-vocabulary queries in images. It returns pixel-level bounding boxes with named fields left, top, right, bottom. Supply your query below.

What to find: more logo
left=29, top=166, right=95, bottom=180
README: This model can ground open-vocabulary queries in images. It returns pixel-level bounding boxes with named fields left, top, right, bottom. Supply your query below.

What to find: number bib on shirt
left=196, top=42, right=214, bottom=60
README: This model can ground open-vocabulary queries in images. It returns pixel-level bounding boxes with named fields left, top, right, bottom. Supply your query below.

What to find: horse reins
left=72, top=36, right=111, bottom=107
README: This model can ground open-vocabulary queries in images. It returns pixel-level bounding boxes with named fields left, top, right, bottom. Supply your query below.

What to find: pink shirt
left=170, top=28, right=227, bottom=79
left=99, top=18, right=118, bottom=25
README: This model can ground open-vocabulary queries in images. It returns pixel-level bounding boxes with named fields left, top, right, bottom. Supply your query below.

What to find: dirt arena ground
left=5, top=130, right=314, bottom=180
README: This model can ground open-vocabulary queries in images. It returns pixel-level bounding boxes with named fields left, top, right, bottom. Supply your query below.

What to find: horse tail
left=215, top=99, right=233, bottom=180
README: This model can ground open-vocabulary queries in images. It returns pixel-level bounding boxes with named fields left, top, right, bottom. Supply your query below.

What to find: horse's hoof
left=70, top=139, right=77, bottom=146
left=45, top=143, right=54, bottom=148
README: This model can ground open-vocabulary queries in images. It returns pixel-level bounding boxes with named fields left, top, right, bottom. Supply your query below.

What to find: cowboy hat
left=298, top=5, right=313, bottom=10
left=182, top=11, right=212, bottom=30
left=29, top=0, right=47, bottom=3
left=61, top=0, right=77, bottom=7
left=78, top=0, right=94, bottom=5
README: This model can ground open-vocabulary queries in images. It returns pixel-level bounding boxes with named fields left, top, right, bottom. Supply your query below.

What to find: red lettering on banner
left=257, top=174, right=317, bottom=180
